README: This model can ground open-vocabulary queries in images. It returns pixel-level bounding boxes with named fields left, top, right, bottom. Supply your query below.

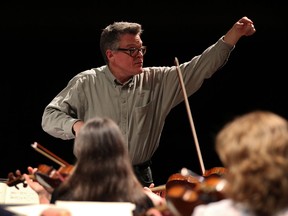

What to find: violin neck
left=150, top=184, right=166, bottom=193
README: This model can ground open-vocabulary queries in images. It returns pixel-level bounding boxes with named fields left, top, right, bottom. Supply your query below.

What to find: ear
left=106, top=50, right=115, bottom=62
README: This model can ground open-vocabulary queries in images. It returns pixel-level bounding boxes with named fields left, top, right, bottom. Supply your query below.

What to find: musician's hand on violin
left=143, top=186, right=166, bottom=207
left=23, top=166, right=52, bottom=204
left=24, top=166, right=56, bottom=190
left=148, top=183, right=166, bottom=198
left=23, top=167, right=44, bottom=192
left=27, top=166, right=38, bottom=175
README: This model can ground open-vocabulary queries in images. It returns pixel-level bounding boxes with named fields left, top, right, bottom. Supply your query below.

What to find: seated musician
left=192, top=111, right=288, bottom=216
left=15, top=117, right=165, bottom=216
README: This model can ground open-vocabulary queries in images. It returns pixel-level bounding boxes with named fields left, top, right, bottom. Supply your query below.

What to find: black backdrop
left=1, top=2, right=287, bottom=186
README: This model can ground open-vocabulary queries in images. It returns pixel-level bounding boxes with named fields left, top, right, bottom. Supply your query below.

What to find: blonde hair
left=216, top=110, right=288, bottom=215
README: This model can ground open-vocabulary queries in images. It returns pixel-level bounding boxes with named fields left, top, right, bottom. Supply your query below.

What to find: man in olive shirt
left=41, top=16, right=256, bottom=187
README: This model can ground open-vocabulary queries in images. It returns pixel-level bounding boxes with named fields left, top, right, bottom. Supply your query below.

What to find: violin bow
left=5, top=142, right=70, bottom=188
left=31, top=142, right=70, bottom=167
left=174, top=57, right=206, bottom=175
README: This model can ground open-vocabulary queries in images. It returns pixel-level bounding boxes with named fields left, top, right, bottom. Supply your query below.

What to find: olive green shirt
left=42, top=37, right=234, bottom=165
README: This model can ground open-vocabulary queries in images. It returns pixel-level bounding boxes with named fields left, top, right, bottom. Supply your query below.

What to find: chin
left=134, top=68, right=143, bottom=74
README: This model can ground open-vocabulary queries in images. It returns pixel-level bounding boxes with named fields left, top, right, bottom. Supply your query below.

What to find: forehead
left=118, top=34, right=142, bottom=47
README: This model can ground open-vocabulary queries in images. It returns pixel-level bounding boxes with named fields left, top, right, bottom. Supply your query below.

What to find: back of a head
left=216, top=110, right=288, bottom=167
left=74, top=116, right=127, bottom=160
left=215, top=110, right=288, bottom=215
left=66, top=117, right=146, bottom=203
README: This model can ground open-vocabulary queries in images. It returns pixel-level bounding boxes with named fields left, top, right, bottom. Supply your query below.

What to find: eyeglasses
left=115, top=46, right=147, bottom=57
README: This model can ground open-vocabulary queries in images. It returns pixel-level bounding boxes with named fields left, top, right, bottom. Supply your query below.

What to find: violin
left=165, top=167, right=226, bottom=189
left=151, top=167, right=227, bottom=195
left=6, top=142, right=74, bottom=190
left=6, top=164, right=73, bottom=189
left=164, top=168, right=227, bottom=216
left=149, top=167, right=226, bottom=216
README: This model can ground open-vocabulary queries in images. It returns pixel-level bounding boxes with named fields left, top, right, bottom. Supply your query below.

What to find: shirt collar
left=104, top=66, right=134, bottom=87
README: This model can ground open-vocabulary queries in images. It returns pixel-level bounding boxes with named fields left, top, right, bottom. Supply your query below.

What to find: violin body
left=203, top=167, right=227, bottom=177
left=164, top=168, right=227, bottom=216
left=165, top=173, right=199, bottom=191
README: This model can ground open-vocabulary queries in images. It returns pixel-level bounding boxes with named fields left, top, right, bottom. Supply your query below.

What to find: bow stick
left=174, top=57, right=205, bottom=175
left=31, top=142, right=70, bottom=167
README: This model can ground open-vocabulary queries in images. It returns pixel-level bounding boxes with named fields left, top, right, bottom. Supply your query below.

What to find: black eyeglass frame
left=115, top=46, right=147, bottom=57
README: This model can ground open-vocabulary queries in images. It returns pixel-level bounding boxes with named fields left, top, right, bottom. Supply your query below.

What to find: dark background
left=1, top=2, right=287, bottom=186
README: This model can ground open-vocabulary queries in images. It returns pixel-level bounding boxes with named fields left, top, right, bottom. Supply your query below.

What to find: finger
left=15, top=170, right=22, bottom=176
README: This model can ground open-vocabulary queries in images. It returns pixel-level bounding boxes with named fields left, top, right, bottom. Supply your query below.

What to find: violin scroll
left=6, top=170, right=34, bottom=189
